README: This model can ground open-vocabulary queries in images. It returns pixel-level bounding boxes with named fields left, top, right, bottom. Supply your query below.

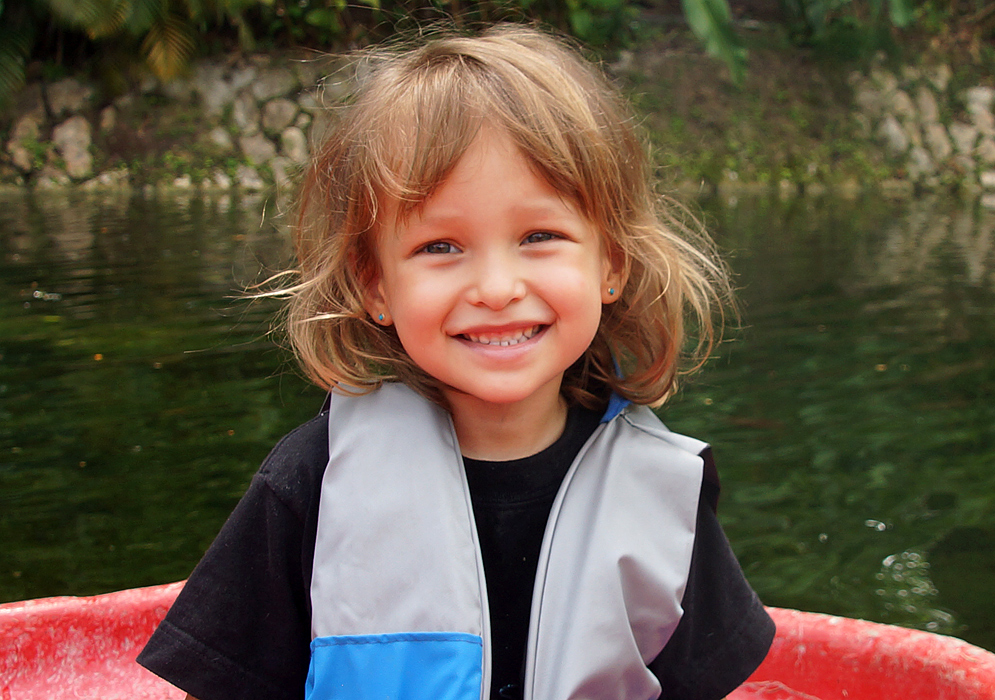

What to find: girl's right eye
left=421, top=241, right=458, bottom=254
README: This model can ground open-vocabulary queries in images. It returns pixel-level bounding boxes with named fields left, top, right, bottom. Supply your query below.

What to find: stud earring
left=608, top=288, right=615, bottom=296
left=377, top=313, right=385, bottom=322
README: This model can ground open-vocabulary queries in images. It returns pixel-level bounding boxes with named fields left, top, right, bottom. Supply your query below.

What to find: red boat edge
left=2, top=582, right=995, bottom=700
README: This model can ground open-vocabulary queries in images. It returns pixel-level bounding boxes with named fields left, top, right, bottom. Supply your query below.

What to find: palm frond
left=127, top=0, right=165, bottom=34
left=43, top=0, right=122, bottom=31
left=0, top=25, right=32, bottom=107
left=86, top=0, right=132, bottom=38
left=142, top=13, right=196, bottom=81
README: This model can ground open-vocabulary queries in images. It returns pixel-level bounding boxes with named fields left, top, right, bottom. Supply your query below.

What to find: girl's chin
left=440, top=379, right=564, bottom=410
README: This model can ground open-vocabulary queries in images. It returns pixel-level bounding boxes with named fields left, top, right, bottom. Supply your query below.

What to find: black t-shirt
left=138, top=407, right=774, bottom=700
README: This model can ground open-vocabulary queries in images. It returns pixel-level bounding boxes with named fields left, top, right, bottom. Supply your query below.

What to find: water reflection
left=663, top=193, right=995, bottom=650
left=1, top=190, right=992, bottom=652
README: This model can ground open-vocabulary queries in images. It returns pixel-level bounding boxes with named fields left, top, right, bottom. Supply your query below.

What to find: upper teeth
left=465, top=325, right=541, bottom=346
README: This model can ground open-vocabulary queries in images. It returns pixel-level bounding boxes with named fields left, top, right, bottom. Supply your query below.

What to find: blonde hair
left=284, top=23, right=732, bottom=409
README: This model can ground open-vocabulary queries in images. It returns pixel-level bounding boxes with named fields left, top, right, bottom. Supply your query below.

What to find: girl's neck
left=446, top=382, right=568, bottom=461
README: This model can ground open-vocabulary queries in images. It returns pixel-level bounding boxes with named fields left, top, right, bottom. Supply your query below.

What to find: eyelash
left=421, top=241, right=459, bottom=255
left=524, top=231, right=559, bottom=244
left=418, top=231, right=560, bottom=255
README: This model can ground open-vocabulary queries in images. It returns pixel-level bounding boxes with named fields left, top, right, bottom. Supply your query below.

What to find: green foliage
left=779, top=0, right=915, bottom=56
left=681, top=0, right=745, bottom=84
left=0, top=0, right=925, bottom=108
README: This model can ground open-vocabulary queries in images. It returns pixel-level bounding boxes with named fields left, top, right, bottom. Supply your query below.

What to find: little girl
left=139, top=24, right=774, bottom=700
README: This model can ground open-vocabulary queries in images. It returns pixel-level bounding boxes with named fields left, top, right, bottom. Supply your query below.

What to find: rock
left=927, top=64, right=952, bottom=93
left=47, top=78, right=93, bottom=118
left=269, top=156, right=294, bottom=188
left=81, top=168, right=131, bottom=190
left=924, top=122, right=953, bottom=162
left=907, top=146, right=935, bottom=180
left=877, top=115, right=909, bottom=155
left=294, top=112, right=312, bottom=130
left=965, top=87, right=995, bottom=134
left=916, top=87, right=940, bottom=125
left=953, top=154, right=976, bottom=176
left=251, top=67, right=297, bottom=101
left=139, top=75, right=158, bottom=94
left=293, top=58, right=326, bottom=89
left=162, top=77, right=195, bottom=102
left=298, top=91, right=322, bottom=114
left=965, top=86, right=995, bottom=112
left=280, top=127, right=308, bottom=164
left=34, top=165, right=71, bottom=189
left=229, top=64, right=259, bottom=92
left=239, top=133, right=277, bottom=164
left=99, top=106, right=117, bottom=132
left=982, top=193, right=995, bottom=209
left=208, top=127, right=234, bottom=152
left=949, top=122, right=978, bottom=155
left=870, top=67, right=898, bottom=95
left=977, top=137, right=995, bottom=165
left=173, top=174, right=194, bottom=188
left=52, top=116, right=93, bottom=178
left=319, top=75, right=351, bottom=103
left=236, top=164, right=266, bottom=190
left=901, top=66, right=921, bottom=83
left=980, top=170, right=995, bottom=189
left=854, top=85, right=884, bottom=118
left=777, top=179, right=798, bottom=200
left=193, top=63, right=235, bottom=117
left=262, top=98, right=299, bottom=132
left=804, top=182, right=827, bottom=197
left=890, top=90, right=917, bottom=122
left=6, top=113, right=45, bottom=172
left=232, top=92, right=260, bottom=135
left=210, top=170, right=233, bottom=189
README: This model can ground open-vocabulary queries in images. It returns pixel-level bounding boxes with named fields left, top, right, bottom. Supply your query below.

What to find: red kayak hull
left=2, top=583, right=995, bottom=700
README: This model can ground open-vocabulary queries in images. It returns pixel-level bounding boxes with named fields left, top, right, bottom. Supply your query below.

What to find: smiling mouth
left=460, top=325, right=544, bottom=347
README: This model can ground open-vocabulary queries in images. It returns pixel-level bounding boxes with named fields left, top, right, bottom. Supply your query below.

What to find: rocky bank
left=2, top=49, right=995, bottom=200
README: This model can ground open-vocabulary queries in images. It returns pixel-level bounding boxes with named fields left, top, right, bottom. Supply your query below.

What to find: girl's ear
left=362, top=276, right=392, bottom=325
left=355, top=252, right=392, bottom=325
left=601, top=247, right=629, bottom=305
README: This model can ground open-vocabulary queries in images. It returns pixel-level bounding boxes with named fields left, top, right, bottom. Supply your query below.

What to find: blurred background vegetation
left=4, top=0, right=994, bottom=110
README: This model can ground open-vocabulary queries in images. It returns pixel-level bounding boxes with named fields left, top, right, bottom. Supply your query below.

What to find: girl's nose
left=468, top=253, right=527, bottom=309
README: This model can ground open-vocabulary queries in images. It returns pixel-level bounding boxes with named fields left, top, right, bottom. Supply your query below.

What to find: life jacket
left=306, top=383, right=707, bottom=700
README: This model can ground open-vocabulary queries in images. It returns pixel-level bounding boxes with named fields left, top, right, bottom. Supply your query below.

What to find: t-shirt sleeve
left=137, top=416, right=327, bottom=700
left=648, top=481, right=775, bottom=700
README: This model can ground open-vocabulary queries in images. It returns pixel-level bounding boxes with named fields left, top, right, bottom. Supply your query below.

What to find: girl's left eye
left=421, top=241, right=458, bottom=254
left=523, top=231, right=558, bottom=244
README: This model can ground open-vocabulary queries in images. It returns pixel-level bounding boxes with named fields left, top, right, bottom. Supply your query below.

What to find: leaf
left=355, top=0, right=380, bottom=8
left=86, top=0, right=131, bottom=38
left=304, top=7, right=340, bottom=31
left=127, top=0, right=165, bottom=35
left=43, top=0, right=119, bottom=30
left=0, top=43, right=27, bottom=108
left=680, top=0, right=747, bottom=84
left=142, top=14, right=196, bottom=81
left=568, top=7, right=594, bottom=41
left=887, top=0, right=913, bottom=27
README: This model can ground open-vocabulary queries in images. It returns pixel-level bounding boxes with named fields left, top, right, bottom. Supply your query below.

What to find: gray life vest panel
left=307, top=383, right=705, bottom=700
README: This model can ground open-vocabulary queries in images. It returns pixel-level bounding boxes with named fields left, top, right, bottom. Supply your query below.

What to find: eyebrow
left=416, top=199, right=579, bottom=226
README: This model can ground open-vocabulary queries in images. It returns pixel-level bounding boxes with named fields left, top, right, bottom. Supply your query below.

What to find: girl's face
left=365, top=126, right=622, bottom=415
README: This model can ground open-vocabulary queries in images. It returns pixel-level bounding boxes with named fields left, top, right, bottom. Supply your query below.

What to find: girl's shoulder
left=254, top=410, right=330, bottom=516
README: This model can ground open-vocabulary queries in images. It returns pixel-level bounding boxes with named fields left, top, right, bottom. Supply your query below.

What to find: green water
left=1, top=190, right=993, bottom=651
